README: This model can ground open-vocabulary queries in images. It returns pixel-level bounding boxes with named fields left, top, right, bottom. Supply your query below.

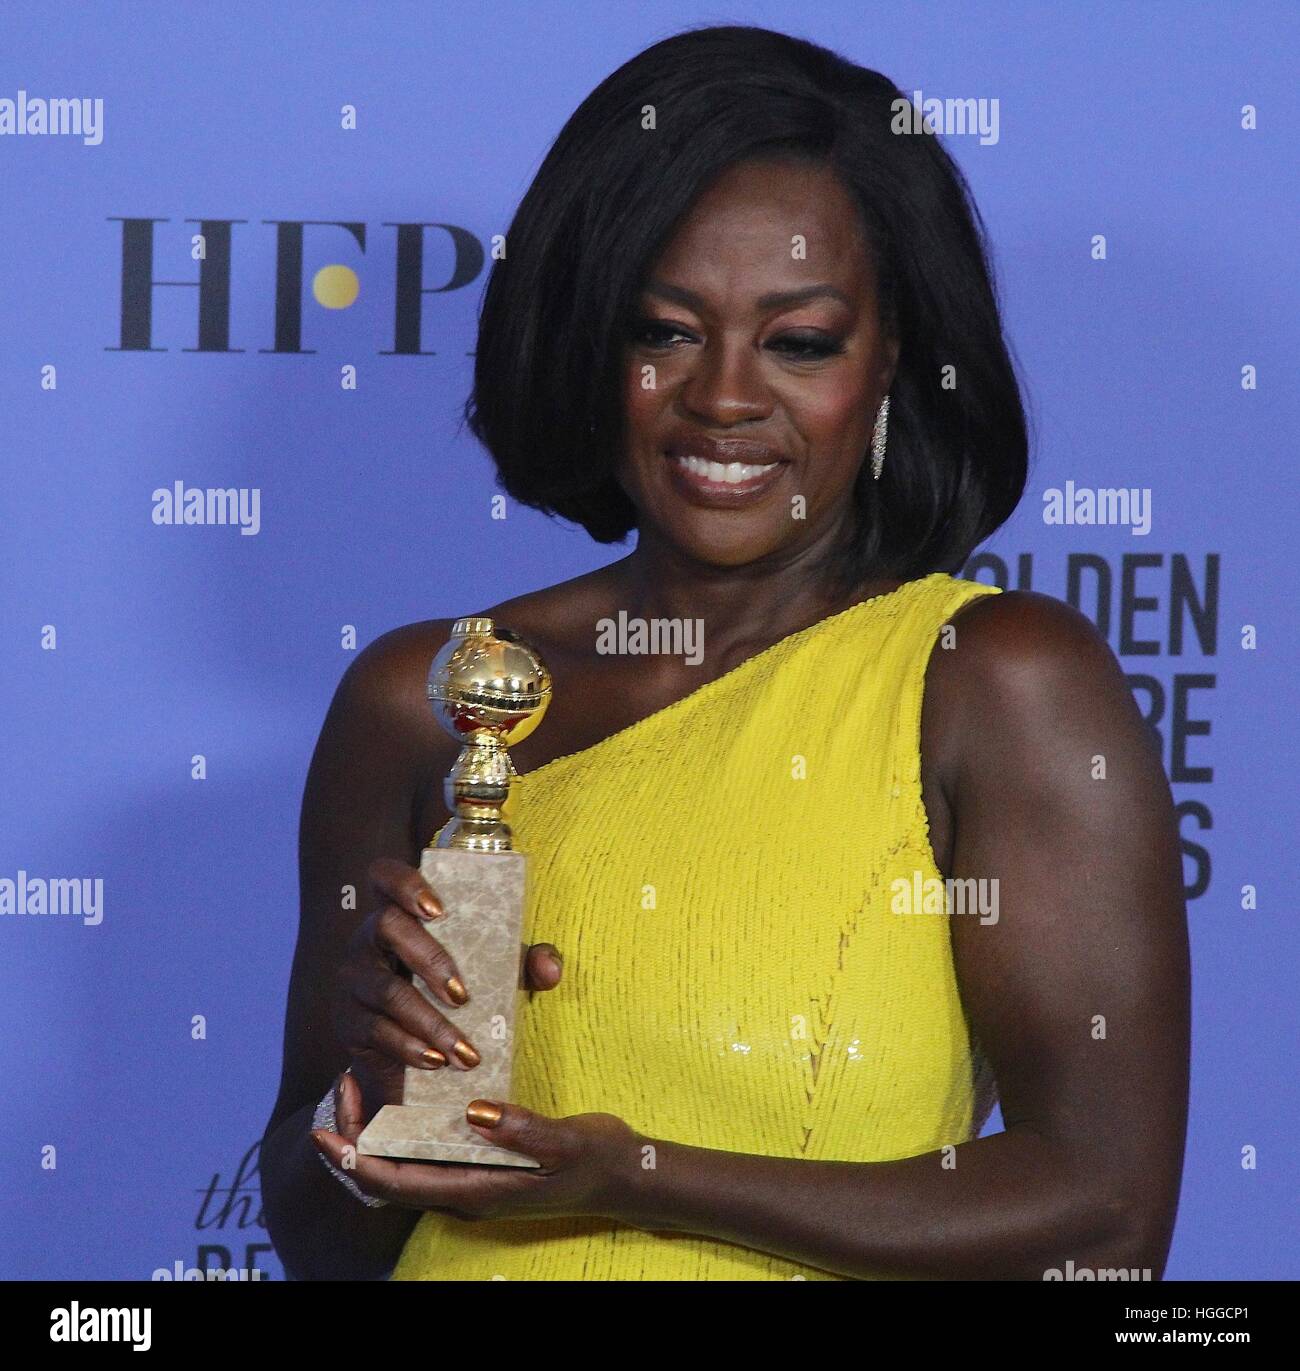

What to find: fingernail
left=420, top=1047, right=447, bottom=1068
left=452, top=1039, right=480, bottom=1068
left=446, top=976, right=469, bottom=1004
left=310, top=1130, right=327, bottom=1148
left=466, top=1100, right=502, bottom=1128
left=417, top=891, right=443, bottom=920
left=551, top=951, right=564, bottom=972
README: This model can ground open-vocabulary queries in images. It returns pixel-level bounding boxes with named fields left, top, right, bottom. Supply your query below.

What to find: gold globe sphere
left=426, top=618, right=552, bottom=851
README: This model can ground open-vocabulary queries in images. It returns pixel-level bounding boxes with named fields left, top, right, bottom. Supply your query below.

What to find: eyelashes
left=627, top=318, right=846, bottom=362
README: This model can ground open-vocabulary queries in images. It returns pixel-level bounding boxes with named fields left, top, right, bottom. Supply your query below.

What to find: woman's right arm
left=258, top=625, right=452, bottom=1281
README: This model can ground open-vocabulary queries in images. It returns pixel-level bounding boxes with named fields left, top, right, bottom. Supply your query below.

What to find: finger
left=336, top=1062, right=430, bottom=1140
left=309, top=1126, right=398, bottom=1204
left=313, top=1073, right=426, bottom=1203
left=464, top=1100, right=559, bottom=1167
left=310, top=1100, right=518, bottom=1209
left=310, top=1132, right=534, bottom=1214
left=346, top=1050, right=408, bottom=1114
left=348, top=962, right=481, bottom=1072
left=357, top=1012, right=451, bottom=1074
left=372, top=904, right=470, bottom=1010
left=523, top=943, right=564, bottom=992
left=336, top=1070, right=365, bottom=1141
left=369, top=854, right=443, bottom=922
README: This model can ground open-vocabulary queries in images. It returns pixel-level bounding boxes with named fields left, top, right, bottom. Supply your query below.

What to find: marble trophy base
left=356, top=846, right=539, bottom=1168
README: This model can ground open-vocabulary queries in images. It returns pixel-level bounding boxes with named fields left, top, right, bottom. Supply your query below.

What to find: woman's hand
left=317, top=854, right=642, bottom=1221
left=312, top=1070, right=644, bottom=1221
left=331, top=855, right=564, bottom=1128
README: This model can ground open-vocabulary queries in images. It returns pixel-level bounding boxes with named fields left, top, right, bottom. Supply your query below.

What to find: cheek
left=622, top=350, right=657, bottom=414
left=623, top=383, right=657, bottom=435
left=618, top=369, right=668, bottom=482
left=792, top=388, right=874, bottom=488
left=612, top=374, right=651, bottom=493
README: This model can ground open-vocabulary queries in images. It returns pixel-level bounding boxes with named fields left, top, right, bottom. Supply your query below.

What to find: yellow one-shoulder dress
left=392, top=571, right=1001, bottom=1280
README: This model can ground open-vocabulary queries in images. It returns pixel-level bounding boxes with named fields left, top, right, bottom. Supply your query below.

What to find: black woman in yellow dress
left=261, top=24, right=1190, bottom=1281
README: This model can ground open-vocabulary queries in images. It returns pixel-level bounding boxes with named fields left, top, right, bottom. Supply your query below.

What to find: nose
left=678, top=334, right=774, bottom=427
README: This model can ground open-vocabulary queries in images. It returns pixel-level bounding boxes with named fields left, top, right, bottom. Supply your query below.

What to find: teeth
left=675, top=454, right=775, bottom=484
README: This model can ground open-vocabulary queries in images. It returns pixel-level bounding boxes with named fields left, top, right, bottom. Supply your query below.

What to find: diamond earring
left=871, top=395, right=890, bottom=481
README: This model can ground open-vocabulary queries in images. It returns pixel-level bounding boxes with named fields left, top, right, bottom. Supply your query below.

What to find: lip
left=667, top=435, right=785, bottom=466
left=663, top=436, right=789, bottom=509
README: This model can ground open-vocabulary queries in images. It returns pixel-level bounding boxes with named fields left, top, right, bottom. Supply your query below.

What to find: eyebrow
left=643, top=279, right=852, bottom=312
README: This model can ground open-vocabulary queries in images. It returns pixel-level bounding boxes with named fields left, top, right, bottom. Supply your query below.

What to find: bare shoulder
left=308, top=620, right=469, bottom=815
left=921, top=587, right=1157, bottom=793
left=336, top=618, right=454, bottom=736
left=944, top=587, right=1120, bottom=681
left=932, top=588, right=1136, bottom=725
left=339, top=561, right=623, bottom=740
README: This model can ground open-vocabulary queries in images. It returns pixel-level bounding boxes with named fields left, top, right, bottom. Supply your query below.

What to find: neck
left=610, top=520, right=890, bottom=661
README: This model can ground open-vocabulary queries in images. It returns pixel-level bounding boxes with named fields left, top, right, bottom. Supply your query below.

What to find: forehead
left=645, top=158, right=874, bottom=299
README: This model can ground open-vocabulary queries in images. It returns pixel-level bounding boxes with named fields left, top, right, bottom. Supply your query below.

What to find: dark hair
left=464, top=23, right=1029, bottom=582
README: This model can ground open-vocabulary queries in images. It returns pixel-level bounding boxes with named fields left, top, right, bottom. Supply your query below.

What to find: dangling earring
left=871, top=394, right=890, bottom=481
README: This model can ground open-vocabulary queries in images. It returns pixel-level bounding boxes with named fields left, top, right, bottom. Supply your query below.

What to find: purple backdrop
left=2, top=0, right=1296, bottom=1280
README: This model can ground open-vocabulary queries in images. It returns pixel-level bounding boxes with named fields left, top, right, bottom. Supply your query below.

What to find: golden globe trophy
left=356, top=617, right=551, bottom=1168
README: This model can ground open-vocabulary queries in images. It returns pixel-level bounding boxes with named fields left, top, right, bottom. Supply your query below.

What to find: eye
left=628, top=319, right=694, bottom=349
left=626, top=318, right=846, bottom=361
left=768, top=332, right=846, bottom=361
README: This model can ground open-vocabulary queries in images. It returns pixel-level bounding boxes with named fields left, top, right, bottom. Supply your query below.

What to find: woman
left=259, top=24, right=1189, bottom=1281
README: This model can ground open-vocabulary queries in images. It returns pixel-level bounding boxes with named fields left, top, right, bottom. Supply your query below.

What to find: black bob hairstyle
left=465, top=23, right=1029, bottom=583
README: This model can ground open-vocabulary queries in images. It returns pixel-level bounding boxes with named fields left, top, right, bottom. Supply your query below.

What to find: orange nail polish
left=420, top=1047, right=447, bottom=1068
left=452, top=1039, right=480, bottom=1067
left=446, top=976, right=469, bottom=1004
left=466, top=1100, right=502, bottom=1128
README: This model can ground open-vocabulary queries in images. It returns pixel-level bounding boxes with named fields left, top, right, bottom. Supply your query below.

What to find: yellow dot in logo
left=312, top=264, right=360, bottom=309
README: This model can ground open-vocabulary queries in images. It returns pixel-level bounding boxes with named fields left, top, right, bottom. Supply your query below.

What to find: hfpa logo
left=106, top=217, right=500, bottom=354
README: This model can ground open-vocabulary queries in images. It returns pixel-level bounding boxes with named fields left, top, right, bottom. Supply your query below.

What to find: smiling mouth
left=664, top=451, right=788, bottom=505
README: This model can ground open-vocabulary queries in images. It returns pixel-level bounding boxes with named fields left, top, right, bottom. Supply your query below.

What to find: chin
left=623, top=458, right=805, bottom=568
left=651, top=518, right=793, bottom=570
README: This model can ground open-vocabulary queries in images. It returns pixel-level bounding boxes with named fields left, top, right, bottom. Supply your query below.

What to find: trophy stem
left=439, top=733, right=516, bottom=852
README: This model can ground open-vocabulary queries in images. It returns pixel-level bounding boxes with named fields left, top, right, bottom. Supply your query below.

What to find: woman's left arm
left=600, top=591, right=1191, bottom=1280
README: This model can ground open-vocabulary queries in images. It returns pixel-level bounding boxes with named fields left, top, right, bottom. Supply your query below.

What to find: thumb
left=523, top=942, right=563, bottom=991
left=465, top=1100, right=556, bottom=1165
